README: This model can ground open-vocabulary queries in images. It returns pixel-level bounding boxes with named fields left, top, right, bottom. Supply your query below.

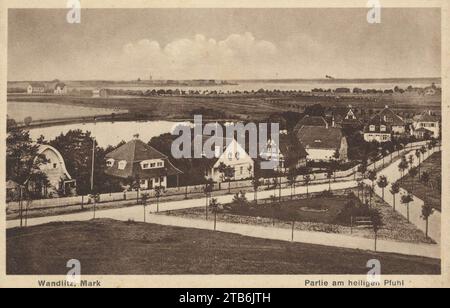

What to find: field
left=8, top=90, right=441, bottom=126
left=7, top=219, right=440, bottom=275
left=400, top=152, right=441, bottom=211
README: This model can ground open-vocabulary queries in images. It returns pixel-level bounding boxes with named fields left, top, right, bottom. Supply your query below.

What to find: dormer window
left=370, top=125, right=376, bottom=132
left=380, top=125, right=387, bottom=132
left=140, top=160, right=164, bottom=170
left=118, top=160, right=127, bottom=170
left=314, top=139, right=322, bottom=143
left=106, top=159, right=115, bottom=167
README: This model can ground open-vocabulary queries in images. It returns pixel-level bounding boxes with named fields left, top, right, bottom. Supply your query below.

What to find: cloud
left=118, top=32, right=278, bottom=79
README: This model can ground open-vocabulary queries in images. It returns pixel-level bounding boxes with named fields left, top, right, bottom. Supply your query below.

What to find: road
left=6, top=180, right=356, bottom=229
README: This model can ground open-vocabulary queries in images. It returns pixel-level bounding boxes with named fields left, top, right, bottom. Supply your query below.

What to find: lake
left=8, top=101, right=127, bottom=124
left=27, top=120, right=186, bottom=148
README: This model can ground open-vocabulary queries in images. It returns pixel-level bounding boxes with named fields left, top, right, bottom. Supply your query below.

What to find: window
left=53, top=163, right=57, bottom=169
left=118, top=160, right=127, bottom=170
left=235, top=152, right=240, bottom=160
left=157, top=162, right=164, bottom=167
left=369, top=125, right=376, bottom=132
left=150, top=163, right=156, bottom=168
left=380, top=125, right=386, bottom=132
left=240, top=167, right=243, bottom=175
left=142, top=163, right=149, bottom=169
left=106, top=159, right=115, bottom=167
left=228, top=152, right=233, bottom=161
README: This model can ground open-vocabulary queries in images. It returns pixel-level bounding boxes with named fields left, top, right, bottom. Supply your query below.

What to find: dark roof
left=296, top=126, right=344, bottom=150
left=363, top=115, right=392, bottom=133
left=105, top=139, right=182, bottom=179
left=55, top=83, right=66, bottom=89
left=415, top=111, right=439, bottom=123
left=294, top=116, right=328, bottom=133
left=377, top=107, right=405, bottom=126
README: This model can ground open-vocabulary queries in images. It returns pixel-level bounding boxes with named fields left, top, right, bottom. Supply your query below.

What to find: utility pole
left=91, top=137, right=96, bottom=192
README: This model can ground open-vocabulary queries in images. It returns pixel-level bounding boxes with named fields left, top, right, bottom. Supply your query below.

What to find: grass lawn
left=400, top=152, right=441, bottom=211
left=220, top=194, right=358, bottom=225
left=7, top=219, right=440, bottom=275
left=163, top=189, right=433, bottom=244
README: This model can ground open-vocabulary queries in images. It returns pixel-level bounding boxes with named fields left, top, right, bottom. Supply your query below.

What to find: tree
left=398, top=157, right=409, bottom=182
left=49, top=129, right=119, bottom=195
left=408, top=154, right=414, bottom=171
left=408, top=167, right=419, bottom=191
left=89, top=193, right=100, bottom=219
left=358, top=159, right=368, bottom=179
left=377, top=176, right=389, bottom=201
left=421, top=203, right=434, bottom=238
left=209, top=198, right=220, bottom=231
left=141, top=193, right=150, bottom=222
left=326, top=168, right=333, bottom=191
left=421, top=171, right=430, bottom=187
left=154, top=185, right=163, bottom=213
left=390, top=182, right=400, bottom=212
left=287, top=168, right=298, bottom=200
left=401, top=193, right=414, bottom=222
left=218, top=163, right=235, bottom=194
left=357, top=180, right=365, bottom=201
left=24, top=116, right=33, bottom=127
left=369, top=209, right=383, bottom=251
left=303, top=174, right=311, bottom=198
left=415, top=149, right=422, bottom=178
left=252, top=177, right=261, bottom=204
left=6, top=127, right=48, bottom=187
left=269, top=195, right=279, bottom=227
left=203, top=179, right=214, bottom=220
left=367, top=170, right=377, bottom=191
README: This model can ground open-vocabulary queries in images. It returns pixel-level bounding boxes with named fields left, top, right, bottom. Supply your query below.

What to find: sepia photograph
left=1, top=0, right=448, bottom=290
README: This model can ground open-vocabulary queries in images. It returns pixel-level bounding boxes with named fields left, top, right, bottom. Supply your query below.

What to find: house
left=27, top=83, right=46, bottom=94
left=54, top=83, right=67, bottom=95
left=32, top=144, right=76, bottom=196
left=198, top=135, right=254, bottom=182
left=363, top=106, right=405, bottom=142
left=260, top=133, right=308, bottom=173
left=105, top=138, right=183, bottom=190
left=412, top=127, right=433, bottom=139
left=329, top=105, right=362, bottom=129
left=412, top=111, right=440, bottom=139
left=296, top=126, right=348, bottom=162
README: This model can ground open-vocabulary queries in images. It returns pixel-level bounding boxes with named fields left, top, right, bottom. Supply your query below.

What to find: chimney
left=133, top=134, right=140, bottom=140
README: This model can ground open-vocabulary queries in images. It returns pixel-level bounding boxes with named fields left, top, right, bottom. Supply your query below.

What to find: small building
left=363, top=106, right=405, bottom=142
left=32, top=145, right=76, bottom=196
left=412, top=127, right=433, bottom=139
left=412, top=111, right=440, bottom=139
left=296, top=126, right=348, bottom=162
left=105, top=138, right=183, bottom=190
left=6, top=180, right=21, bottom=202
left=27, top=83, right=46, bottom=94
left=54, top=83, right=67, bottom=95
left=260, top=133, right=308, bottom=173
left=198, top=135, right=254, bottom=183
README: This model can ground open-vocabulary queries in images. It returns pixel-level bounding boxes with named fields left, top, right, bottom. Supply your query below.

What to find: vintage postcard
left=0, top=0, right=449, bottom=290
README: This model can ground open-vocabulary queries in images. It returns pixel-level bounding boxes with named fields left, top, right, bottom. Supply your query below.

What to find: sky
left=8, top=8, right=441, bottom=81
